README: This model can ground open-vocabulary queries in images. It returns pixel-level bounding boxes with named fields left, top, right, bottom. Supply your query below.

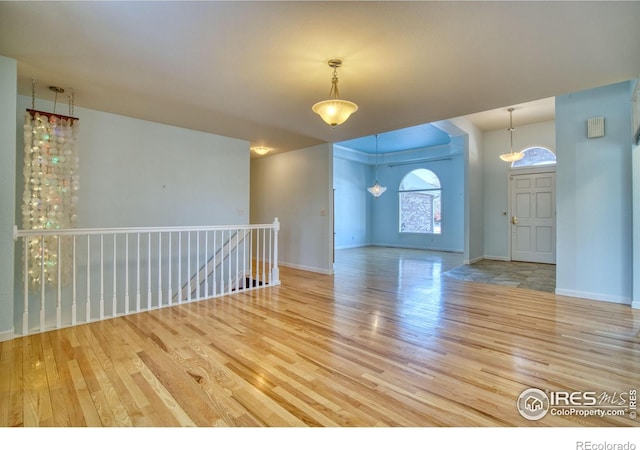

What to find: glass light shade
left=312, top=99, right=358, bottom=127
left=499, top=152, right=524, bottom=162
left=252, top=146, right=270, bottom=156
left=367, top=182, right=387, bottom=198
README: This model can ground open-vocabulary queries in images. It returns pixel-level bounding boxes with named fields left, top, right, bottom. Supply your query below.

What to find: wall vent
left=587, top=116, right=605, bottom=139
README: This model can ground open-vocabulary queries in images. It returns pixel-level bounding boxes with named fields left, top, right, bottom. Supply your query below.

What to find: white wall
left=333, top=155, right=370, bottom=249
left=0, top=56, right=17, bottom=340
left=556, top=81, right=633, bottom=305
left=250, top=143, right=334, bottom=273
left=482, top=120, right=556, bottom=260
left=16, top=95, right=250, bottom=228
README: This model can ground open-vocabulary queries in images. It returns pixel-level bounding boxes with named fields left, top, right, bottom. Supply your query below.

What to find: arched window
left=399, top=168, right=441, bottom=234
left=511, top=146, right=556, bottom=168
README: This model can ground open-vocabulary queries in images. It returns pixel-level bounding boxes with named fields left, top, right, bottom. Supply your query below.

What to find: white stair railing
left=13, top=218, right=280, bottom=337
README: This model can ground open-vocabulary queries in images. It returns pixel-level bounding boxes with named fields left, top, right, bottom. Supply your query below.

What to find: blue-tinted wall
left=556, top=81, right=634, bottom=304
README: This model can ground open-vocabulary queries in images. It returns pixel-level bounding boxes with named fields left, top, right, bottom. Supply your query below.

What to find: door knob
left=511, top=216, right=518, bottom=224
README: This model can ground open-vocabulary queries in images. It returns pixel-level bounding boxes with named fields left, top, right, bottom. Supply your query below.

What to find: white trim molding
left=463, top=256, right=484, bottom=265
left=279, top=261, right=334, bottom=275
left=483, top=255, right=511, bottom=262
left=555, top=288, right=631, bottom=306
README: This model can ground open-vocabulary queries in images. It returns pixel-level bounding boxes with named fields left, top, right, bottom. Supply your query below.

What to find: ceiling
left=1, top=1, right=639, bottom=157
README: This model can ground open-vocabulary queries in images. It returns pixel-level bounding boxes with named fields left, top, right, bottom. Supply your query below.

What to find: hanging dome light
left=312, top=59, right=358, bottom=127
left=367, top=182, right=387, bottom=198
left=367, top=134, right=387, bottom=198
left=499, top=108, right=524, bottom=162
left=252, top=146, right=271, bottom=156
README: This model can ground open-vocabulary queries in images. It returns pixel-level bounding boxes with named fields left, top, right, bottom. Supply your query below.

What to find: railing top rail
left=14, top=222, right=277, bottom=239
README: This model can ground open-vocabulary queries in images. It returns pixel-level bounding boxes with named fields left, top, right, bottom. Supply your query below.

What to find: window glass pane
left=399, top=190, right=441, bottom=234
left=511, top=147, right=556, bottom=167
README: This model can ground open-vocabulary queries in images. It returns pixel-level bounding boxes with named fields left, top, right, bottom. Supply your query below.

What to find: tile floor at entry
left=443, top=259, right=556, bottom=293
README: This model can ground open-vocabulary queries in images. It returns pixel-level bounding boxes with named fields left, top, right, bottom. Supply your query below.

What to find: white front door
left=510, top=172, right=556, bottom=264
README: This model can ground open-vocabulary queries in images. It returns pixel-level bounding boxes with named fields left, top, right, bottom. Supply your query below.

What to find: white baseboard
left=0, top=328, right=14, bottom=342
left=279, top=261, right=334, bottom=275
left=483, top=255, right=510, bottom=262
left=631, top=300, right=640, bottom=310
left=555, top=288, right=631, bottom=305
left=463, top=256, right=484, bottom=265
left=335, top=243, right=369, bottom=250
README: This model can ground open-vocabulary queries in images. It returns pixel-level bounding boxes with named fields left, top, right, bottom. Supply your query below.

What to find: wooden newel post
left=271, top=218, right=280, bottom=285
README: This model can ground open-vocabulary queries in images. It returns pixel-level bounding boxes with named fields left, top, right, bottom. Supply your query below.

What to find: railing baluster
left=136, top=233, right=141, bottom=312
left=22, top=238, right=28, bottom=334
left=235, top=229, right=240, bottom=292
left=86, top=235, right=91, bottom=323
left=249, top=229, right=254, bottom=287
left=57, top=236, right=61, bottom=328
left=242, top=229, right=247, bottom=290
left=147, top=232, right=151, bottom=309
left=213, top=230, right=217, bottom=296
left=178, top=231, right=182, bottom=303
left=220, top=230, right=224, bottom=295
left=40, top=236, right=45, bottom=332
left=125, top=234, right=129, bottom=314
left=167, top=232, right=172, bottom=306
left=227, top=230, right=232, bottom=294
left=158, top=232, right=162, bottom=307
left=255, top=227, right=260, bottom=288
left=272, top=218, right=280, bottom=285
left=196, top=231, right=200, bottom=300
left=113, top=234, right=117, bottom=317
left=204, top=231, right=208, bottom=298
left=187, top=231, right=191, bottom=302
left=100, top=234, right=104, bottom=320
left=262, top=228, right=267, bottom=285
left=268, top=228, right=272, bottom=285
left=72, top=236, right=76, bottom=325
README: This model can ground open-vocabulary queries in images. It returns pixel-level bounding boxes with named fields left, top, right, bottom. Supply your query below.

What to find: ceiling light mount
left=499, top=107, right=524, bottom=163
left=327, top=59, right=342, bottom=69
left=312, top=59, right=358, bottom=127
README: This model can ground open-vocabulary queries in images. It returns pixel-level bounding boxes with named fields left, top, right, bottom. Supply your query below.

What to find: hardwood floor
left=1, top=246, right=639, bottom=427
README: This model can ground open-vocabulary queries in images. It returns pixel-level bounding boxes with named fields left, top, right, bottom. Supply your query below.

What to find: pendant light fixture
left=368, top=134, right=387, bottom=198
left=312, top=59, right=358, bottom=127
left=499, top=107, right=524, bottom=162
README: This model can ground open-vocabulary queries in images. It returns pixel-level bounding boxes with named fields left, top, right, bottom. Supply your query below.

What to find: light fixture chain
left=331, top=70, right=340, bottom=99
left=509, top=108, right=514, bottom=152
left=31, top=78, right=36, bottom=109
left=69, top=89, right=75, bottom=116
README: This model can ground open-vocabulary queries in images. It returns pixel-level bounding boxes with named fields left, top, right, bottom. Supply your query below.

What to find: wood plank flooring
left=1, top=247, right=639, bottom=427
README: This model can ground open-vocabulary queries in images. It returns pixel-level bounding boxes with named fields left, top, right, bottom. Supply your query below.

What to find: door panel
left=510, top=172, right=556, bottom=264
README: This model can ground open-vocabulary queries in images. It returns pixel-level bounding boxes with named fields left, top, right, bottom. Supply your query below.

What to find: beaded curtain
left=22, top=110, right=79, bottom=287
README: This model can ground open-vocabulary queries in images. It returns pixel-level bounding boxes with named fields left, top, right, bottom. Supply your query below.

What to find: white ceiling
left=1, top=1, right=639, bottom=157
